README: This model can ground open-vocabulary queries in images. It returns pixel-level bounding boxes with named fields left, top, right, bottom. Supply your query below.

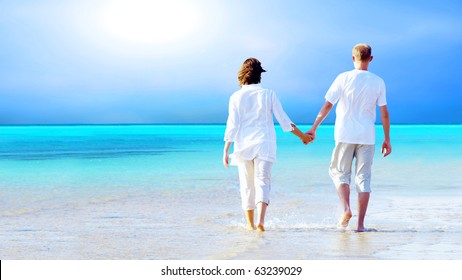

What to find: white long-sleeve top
left=224, top=84, right=294, bottom=163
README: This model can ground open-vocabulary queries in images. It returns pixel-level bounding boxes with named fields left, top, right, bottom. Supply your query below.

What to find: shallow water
left=0, top=124, right=461, bottom=259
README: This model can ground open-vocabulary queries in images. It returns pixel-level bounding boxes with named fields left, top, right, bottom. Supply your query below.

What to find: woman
left=223, top=58, right=310, bottom=231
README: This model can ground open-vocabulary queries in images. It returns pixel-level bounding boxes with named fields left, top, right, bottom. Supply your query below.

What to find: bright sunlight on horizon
left=101, top=0, right=201, bottom=46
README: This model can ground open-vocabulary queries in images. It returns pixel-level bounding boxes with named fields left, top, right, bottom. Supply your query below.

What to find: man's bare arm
left=380, top=105, right=392, bottom=157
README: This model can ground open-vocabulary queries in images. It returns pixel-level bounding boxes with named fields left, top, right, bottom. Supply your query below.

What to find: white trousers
left=237, top=158, right=273, bottom=210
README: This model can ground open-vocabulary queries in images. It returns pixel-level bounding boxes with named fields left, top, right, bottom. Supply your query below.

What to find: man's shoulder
left=335, top=69, right=359, bottom=80
left=337, top=70, right=354, bottom=78
left=367, top=71, right=384, bottom=80
left=350, top=70, right=385, bottom=84
left=330, top=70, right=357, bottom=85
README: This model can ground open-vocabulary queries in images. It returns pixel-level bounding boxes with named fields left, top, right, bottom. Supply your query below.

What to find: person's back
left=230, top=84, right=281, bottom=147
left=329, top=69, right=386, bottom=145
left=223, top=57, right=310, bottom=232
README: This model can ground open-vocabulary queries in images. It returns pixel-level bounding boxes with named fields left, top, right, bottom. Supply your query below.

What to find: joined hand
left=305, top=129, right=316, bottom=143
left=301, top=133, right=313, bottom=144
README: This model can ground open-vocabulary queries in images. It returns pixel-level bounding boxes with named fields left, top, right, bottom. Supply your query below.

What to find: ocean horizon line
left=0, top=122, right=461, bottom=127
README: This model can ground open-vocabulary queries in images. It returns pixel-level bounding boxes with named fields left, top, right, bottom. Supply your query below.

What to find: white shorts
left=236, top=158, right=273, bottom=210
left=329, top=142, right=374, bottom=193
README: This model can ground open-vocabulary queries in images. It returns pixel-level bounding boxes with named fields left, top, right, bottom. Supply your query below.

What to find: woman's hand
left=223, top=141, right=232, bottom=168
left=223, top=152, right=229, bottom=168
left=300, top=133, right=312, bottom=144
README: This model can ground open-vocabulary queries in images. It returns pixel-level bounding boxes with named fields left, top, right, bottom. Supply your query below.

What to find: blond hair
left=352, top=44, right=372, bottom=62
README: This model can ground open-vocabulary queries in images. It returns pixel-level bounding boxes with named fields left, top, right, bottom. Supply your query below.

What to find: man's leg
left=330, top=143, right=355, bottom=229
left=357, top=192, right=370, bottom=232
left=336, top=183, right=352, bottom=228
left=355, top=144, right=374, bottom=232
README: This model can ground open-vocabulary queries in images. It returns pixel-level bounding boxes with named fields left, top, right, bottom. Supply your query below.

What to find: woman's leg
left=256, top=202, right=267, bottom=232
left=244, top=210, right=255, bottom=230
left=254, top=159, right=273, bottom=231
left=237, top=160, right=256, bottom=229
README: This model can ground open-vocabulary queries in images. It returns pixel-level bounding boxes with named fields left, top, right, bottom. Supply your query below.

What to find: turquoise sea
left=0, top=124, right=461, bottom=259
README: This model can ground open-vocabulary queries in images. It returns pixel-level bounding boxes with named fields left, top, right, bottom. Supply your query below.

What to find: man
left=307, top=43, right=392, bottom=232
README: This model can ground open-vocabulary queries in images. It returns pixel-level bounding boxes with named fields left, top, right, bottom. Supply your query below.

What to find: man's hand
left=381, top=140, right=392, bottom=157
left=306, top=128, right=316, bottom=143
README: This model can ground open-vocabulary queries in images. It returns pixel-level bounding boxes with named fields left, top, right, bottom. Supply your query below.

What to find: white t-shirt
left=224, top=84, right=293, bottom=163
left=325, top=69, right=387, bottom=145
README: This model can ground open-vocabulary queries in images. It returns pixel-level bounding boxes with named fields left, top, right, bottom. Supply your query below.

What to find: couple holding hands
left=223, top=44, right=392, bottom=232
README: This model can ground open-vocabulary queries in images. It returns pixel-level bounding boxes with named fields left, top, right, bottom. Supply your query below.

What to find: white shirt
left=224, top=84, right=293, bottom=163
left=325, top=69, right=387, bottom=145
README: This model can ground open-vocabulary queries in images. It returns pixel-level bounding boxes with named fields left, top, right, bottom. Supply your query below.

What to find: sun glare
left=102, top=0, right=200, bottom=45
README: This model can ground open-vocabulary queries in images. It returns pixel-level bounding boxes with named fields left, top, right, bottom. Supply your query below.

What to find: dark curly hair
left=237, top=58, right=266, bottom=86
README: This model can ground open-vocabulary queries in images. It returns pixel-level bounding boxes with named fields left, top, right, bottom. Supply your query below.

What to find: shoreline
left=1, top=185, right=461, bottom=260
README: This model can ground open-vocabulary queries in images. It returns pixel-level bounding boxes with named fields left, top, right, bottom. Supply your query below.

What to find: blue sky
left=1, top=0, right=461, bottom=124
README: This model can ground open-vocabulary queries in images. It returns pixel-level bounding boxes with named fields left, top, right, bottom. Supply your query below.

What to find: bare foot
left=337, top=212, right=352, bottom=229
left=257, top=225, right=265, bottom=232
left=355, top=228, right=377, bottom=233
left=356, top=227, right=365, bottom=232
left=246, top=224, right=255, bottom=230
left=355, top=227, right=368, bottom=232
